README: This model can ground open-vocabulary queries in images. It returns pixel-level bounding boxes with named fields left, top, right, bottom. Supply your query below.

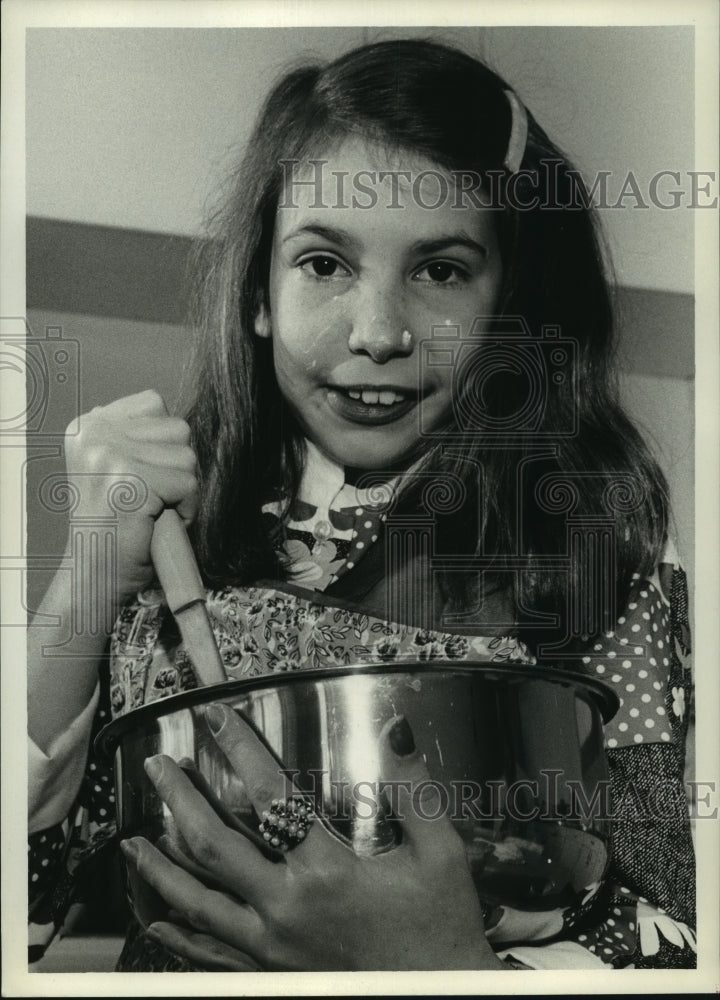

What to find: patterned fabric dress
left=28, top=447, right=696, bottom=971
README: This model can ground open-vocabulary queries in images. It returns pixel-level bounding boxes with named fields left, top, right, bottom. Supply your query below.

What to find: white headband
left=503, top=90, right=528, bottom=173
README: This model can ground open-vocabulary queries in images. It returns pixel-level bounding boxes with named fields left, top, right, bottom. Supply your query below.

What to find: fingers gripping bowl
left=97, top=662, right=618, bottom=945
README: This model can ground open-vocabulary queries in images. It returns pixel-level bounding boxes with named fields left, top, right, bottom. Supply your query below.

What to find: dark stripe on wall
left=26, top=217, right=694, bottom=378
left=27, top=217, right=196, bottom=326
left=615, top=285, right=694, bottom=380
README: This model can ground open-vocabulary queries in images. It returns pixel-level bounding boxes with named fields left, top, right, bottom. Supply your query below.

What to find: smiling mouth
left=335, top=385, right=417, bottom=406
left=327, top=385, right=420, bottom=425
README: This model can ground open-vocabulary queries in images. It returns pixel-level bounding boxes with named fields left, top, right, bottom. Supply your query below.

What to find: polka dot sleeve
left=28, top=683, right=100, bottom=834
left=563, top=562, right=696, bottom=968
left=577, top=569, right=689, bottom=751
left=28, top=660, right=119, bottom=964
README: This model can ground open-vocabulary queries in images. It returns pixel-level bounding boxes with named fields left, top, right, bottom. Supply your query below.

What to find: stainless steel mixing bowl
left=97, top=662, right=618, bottom=940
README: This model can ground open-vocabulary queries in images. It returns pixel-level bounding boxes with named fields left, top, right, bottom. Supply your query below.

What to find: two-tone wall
left=25, top=26, right=695, bottom=608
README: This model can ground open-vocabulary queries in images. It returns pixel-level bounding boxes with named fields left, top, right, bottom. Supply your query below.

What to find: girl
left=28, top=38, right=695, bottom=972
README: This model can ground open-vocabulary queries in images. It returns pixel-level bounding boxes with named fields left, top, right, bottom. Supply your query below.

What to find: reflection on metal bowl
left=97, top=662, right=618, bottom=943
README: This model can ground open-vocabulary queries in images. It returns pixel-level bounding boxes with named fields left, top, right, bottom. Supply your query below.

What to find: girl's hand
left=64, top=390, right=198, bottom=606
left=121, top=708, right=506, bottom=971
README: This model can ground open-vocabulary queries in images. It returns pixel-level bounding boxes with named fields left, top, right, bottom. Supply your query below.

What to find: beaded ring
left=259, top=796, right=315, bottom=852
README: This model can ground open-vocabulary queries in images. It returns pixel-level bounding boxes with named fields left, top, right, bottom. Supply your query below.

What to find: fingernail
left=120, top=838, right=139, bottom=861
left=144, top=755, right=164, bottom=781
left=205, top=702, right=228, bottom=736
left=389, top=716, right=415, bottom=757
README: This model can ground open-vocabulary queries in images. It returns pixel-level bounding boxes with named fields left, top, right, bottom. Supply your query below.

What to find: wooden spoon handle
left=150, top=508, right=206, bottom=614
left=150, top=508, right=227, bottom=686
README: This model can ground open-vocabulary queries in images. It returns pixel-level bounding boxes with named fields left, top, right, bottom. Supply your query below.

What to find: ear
left=253, top=303, right=272, bottom=339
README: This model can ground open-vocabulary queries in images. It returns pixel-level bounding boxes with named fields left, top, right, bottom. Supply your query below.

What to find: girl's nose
left=347, top=288, right=414, bottom=364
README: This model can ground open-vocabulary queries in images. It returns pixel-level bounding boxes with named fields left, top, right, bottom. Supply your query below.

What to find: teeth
left=341, top=388, right=407, bottom=405
left=378, top=390, right=400, bottom=405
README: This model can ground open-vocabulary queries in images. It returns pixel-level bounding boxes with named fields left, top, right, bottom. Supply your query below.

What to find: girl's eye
left=414, top=261, right=469, bottom=285
left=299, top=255, right=351, bottom=279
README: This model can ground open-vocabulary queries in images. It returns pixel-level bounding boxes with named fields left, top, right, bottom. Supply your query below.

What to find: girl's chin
left=310, top=433, right=425, bottom=476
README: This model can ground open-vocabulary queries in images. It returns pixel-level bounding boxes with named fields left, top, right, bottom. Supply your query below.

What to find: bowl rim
left=95, top=660, right=619, bottom=760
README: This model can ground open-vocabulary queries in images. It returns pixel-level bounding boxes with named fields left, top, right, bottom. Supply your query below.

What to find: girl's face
left=259, top=137, right=503, bottom=472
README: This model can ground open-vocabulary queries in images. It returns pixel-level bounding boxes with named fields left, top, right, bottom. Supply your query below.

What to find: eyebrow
left=408, top=233, right=489, bottom=259
left=282, top=224, right=488, bottom=258
left=282, top=224, right=357, bottom=250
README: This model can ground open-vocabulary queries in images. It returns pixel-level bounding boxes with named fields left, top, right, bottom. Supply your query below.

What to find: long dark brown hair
left=185, top=38, right=669, bottom=647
